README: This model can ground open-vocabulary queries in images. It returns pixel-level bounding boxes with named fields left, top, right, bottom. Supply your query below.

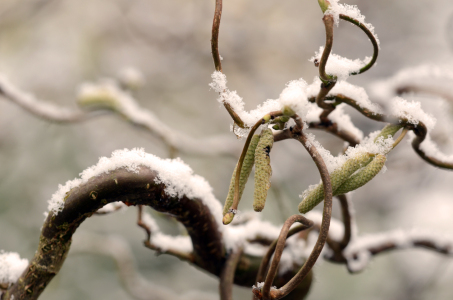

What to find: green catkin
left=374, top=124, right=403, bottom=143
left=253, top=128, right=274, bottom=212
left=298, top=153, right=373, bottom=214
left=335, top=154, right=387, bottom=195
left=223, top=135, right=260, bottom=216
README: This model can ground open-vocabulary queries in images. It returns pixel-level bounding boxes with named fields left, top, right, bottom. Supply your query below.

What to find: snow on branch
left=310, top=47, right=371, bottom=81
left=0, top=73, right=238, bottom=156
left=323, top=0, right=380, bottom=46
left=0, top=251, right=28, bottom=286
left=0, top=75, right=84, bottom=122
left=342, top=229, right=453, bottom=273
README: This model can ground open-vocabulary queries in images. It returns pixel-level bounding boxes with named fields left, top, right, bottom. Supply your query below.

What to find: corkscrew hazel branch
left=309, top=93, right=453, bottom=170
left=339, top=14, right=379, bottom=75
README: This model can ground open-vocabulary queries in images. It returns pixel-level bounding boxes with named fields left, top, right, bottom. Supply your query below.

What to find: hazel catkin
left=298, top=153, right=373, bottom=214
left=223, top=135, right=260, bottom=216
left=334, top=154, right=386, bottom=196
left=253, top=128, right=274, bottom=212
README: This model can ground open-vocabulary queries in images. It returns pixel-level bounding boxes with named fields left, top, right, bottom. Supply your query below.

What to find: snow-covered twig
left=0, top=75, right=239, bottom=156
left=334, top=229, right=453, bottom=273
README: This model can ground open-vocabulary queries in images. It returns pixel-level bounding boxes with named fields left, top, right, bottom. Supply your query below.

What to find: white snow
left=46, top=148, right=223, bottom=227
left=0, top=74, right=81, bottom=121
left=141, top=212, right=193, bottom=253
left=408, top=132, right=453, bottom=164
left=389, top=97, right=436, bottom=130
left=369, top=64, right=453, bottom=102
left=0, top=251, right=28, bottom=285
left=324, top=0, right=380, bottom=46
left=310, top=47, right=371, bottom=80
left=343, top=228, right=453, bottom=272
left=78, top=80, right=238, bottom=156
left=306, top=77, right=383, bottom=115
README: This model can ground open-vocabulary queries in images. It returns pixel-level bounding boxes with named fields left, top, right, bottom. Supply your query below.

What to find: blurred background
left=0, top=0, right=453, bottom=299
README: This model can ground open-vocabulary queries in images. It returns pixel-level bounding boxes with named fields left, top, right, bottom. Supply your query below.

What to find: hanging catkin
left=223, top=135, right=260, bottom=216
left=374, top=124, right=402, bottom=142
left=298, top=153, right=373, bottom=214
left=253, top=128, right=274, bottom=212
left=335, top=154, right=386, bottom=195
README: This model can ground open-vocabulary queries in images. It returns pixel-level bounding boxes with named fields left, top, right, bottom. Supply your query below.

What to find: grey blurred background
left=1, top=0, right=453, bottom=299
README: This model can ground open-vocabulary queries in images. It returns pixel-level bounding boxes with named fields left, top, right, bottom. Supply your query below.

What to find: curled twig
left=339, top=14, right=379, bottom=75
left=257, top=215, right=313, bottom=300
left=264, top=131, right=333, bottom=300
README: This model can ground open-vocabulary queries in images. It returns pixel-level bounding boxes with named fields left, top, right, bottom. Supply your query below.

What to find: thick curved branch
left=3, top=167, right=224, bottom=300
left=3, top=166, right=317, bottom=300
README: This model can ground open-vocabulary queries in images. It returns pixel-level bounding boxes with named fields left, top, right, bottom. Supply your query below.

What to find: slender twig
left=268, top=132, right=333, bottom=300
left=261, top=215, right=313, bottom=300
left=310, top=93, right=453, bottom=169
left=211, top=0, right=223, bottom=72
left=137, top=205, right=151, bottom=241
left=256, top=216, right=313, bottom=298
left=143, top=240, right=195, bottom=262
left=337, top=195, right=352, bottom=250
left=339, top=14, right=379, bottom=75
left=318, top=14, right=336, bottom=84
left=0, top=76, right=239, bottom=156
left=392, top=128, right=408, bottom=148
left=220, top=247, right=244, bottom=300
left=396, top=85, right=453, bottom=104
left=308, top=121, right=360, bottom=146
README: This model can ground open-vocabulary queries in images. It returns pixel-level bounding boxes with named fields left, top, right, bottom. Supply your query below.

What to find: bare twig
left=0, top=76, right=239, bottom=156
left=318, top=15, right=336, bottom=84
left=137, top=205, right=151, bottom=241
left=265, top=130, right=333, bottom=300
left=258, top=215, right=313, bottom=300
left=211, top=0, right=223, bottom=72
left=220, top=247, right=244, bottom=300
